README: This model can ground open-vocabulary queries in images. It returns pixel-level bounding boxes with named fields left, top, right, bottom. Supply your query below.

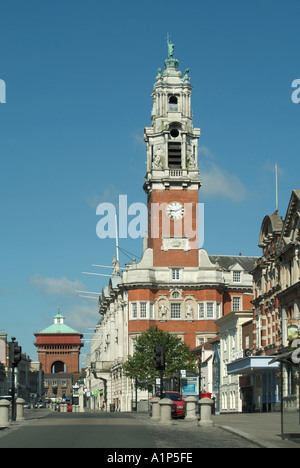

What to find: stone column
left=0, top=399, right=11, bottom=428
left=79, top=384, right=85, bottom=413
left=198, top=397, right=214, bottom=427
left=185, top=396, right=197, bottom=420
left=159, top=398, right=173, bottom=425
left=150, top=397, right=161, bottom=420
left=16, top=398, right=25, bottom=421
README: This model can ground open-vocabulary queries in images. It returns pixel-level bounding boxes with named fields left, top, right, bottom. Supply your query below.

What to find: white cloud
left=30, top=274, right=85, bottom=296
left=66, top=303, right=99, bottom=332
left=198, top=146, right=247, bottom=202
left=86, top=185, right=119, bottom=209
left=131, top=130, right=144, bottom=148
left=262, top=160, right=284, bottom=177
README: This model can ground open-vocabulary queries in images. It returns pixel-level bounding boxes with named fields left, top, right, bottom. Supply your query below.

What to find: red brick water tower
left=34, top=310, right=83, bottom=374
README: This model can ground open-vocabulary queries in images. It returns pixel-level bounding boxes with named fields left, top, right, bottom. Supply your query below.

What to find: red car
left=153, top=391, right=185, bottom=418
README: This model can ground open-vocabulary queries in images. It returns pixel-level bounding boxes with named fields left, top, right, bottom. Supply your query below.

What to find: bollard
left=150, top=397, right=161, bottom=420
left=0, top=399, right=11, bottom=428
left=184, top=396, right=198, bottom=420
left=159, top=398, right=173, bottom=425
left=198, top=397, right=214, bottom=427
left=16, top=398, right=25, bottom=421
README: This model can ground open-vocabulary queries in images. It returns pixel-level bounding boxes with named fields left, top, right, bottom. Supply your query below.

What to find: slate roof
left=209, top=255, right=258, bottom=271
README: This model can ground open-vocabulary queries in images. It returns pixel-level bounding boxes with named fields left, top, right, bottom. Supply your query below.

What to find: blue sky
left=0, top=0, right=300, bottom=365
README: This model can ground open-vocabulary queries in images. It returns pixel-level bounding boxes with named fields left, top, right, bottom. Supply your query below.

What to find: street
left=0, top=409, right=259, bottom=449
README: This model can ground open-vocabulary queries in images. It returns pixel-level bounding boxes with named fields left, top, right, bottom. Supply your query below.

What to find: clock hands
left=171, top=206, right=184, bottom=212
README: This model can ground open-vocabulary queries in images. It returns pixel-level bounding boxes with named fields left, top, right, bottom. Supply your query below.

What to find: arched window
left=169, top=95, right=178, bottom=111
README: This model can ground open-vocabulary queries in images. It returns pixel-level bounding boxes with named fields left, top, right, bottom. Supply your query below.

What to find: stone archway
left=51, top=361, right=66, bottom=373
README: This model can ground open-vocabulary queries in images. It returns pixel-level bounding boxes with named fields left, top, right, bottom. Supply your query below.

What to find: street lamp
left=198, top=350, right=202, bottom=401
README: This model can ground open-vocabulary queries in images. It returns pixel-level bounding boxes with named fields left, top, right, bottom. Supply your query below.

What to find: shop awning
left=227, top=355, right=280, bottom=375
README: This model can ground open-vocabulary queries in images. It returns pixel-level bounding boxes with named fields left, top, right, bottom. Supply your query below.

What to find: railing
left=169, top=169, right=183, bottom=177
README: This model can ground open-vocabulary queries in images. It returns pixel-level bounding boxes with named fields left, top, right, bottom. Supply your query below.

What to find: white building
left=216, top=310, right=253, bottom=413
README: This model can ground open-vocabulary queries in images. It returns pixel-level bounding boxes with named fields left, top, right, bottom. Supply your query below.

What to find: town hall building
left=85, top=40, right=257, bottom=412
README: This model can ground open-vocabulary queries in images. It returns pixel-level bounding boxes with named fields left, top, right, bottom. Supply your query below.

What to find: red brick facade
left=147, top=189, right=199, bottom=267
left=128, top=287, right=254, bottom=350
left=34, top=333, right=83, bottom=374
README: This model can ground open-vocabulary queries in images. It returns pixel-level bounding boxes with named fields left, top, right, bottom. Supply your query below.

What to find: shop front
left=270, top=348, right=300, bottom=438
left=227, top=355, right=280, bottom=413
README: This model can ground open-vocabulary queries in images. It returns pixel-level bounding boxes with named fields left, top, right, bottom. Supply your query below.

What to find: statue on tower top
left=165, top=33, right=179, bottom=70
left=167, top=33, right=174, bottom=57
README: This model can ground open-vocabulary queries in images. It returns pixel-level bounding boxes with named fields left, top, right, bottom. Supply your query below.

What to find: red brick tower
left=34, top=310, right=83, bottom=374
left=122, top=39, right=255, bottom=352
left=143, top=41, right=201, bottom=268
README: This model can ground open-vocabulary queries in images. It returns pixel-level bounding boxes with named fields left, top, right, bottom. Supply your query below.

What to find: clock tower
left=143, top=36, right=201, bottom=267
left=94, top=39, right=258, bottom=412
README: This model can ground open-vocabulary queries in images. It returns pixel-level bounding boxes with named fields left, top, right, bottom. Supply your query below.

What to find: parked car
left=151, top=391, right=185, bottom=418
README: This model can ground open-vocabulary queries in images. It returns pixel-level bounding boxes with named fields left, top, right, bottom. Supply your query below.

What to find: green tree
left=123, top=325, right=196, bottom=388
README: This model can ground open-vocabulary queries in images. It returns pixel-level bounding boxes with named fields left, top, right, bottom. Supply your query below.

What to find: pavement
left=1, top=408, right=300, bottom=448
left=131, top=411, right=300, bottom=449
left=212, top=412, right=300, bottom=449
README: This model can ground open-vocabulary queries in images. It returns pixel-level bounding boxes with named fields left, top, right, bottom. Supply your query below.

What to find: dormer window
left=169, top=95, right=178, bottom=111
left=233, top=271, right=241, bottom=283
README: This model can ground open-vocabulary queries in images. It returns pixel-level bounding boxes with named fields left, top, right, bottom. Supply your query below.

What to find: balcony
left=169, top=169, right=183, bottom=177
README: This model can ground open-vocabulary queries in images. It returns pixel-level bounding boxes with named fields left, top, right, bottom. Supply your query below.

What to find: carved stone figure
left=159, top=303, right=169, bottom=320
left=185, top=304, right=194, bottom=320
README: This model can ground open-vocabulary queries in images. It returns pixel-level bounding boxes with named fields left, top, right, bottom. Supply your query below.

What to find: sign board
left=180, top=377, right=199, bottom=398
left=288, top=324, right=299, bottom=341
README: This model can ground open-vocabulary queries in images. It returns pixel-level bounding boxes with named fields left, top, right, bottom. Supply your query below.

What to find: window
left=231, top=332, right=236, bottom=349
left=196, top=336, right=205, bottom=347
left=216, top=302, right=221, bottom=319
left=172, top=268, right=180, bottom=280
left=233, top=271, right=241, bottom=283
left=149, top=302, right=154, bottom=319
left=207, top=302, right=214, bottom=318
left=245, top=334, right=249, bottom=348
left=169, top=95, right=178, bottom=111
left=171, top=303, right=181, bottom=319
left=140, top=302, right=147, bottom=318
left=198, top=302, right=217, bottom=319
left=168, top=142, right=181, bottom=168
left=198, top=302, right=205, bottom=319
left=232, top=296, right=241, bottom=311
left=130, top=336, right=137, bottom=355
left=131, top=303, right=138, bottom=319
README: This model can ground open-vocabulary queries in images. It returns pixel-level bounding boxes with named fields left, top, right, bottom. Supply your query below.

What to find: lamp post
left=198, top=350, right=202, bottom=401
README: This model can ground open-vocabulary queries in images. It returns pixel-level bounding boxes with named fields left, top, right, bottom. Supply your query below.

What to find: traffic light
left=9, top=341, right=22, bottom=367
left=154, top=344, right=165, bottom=370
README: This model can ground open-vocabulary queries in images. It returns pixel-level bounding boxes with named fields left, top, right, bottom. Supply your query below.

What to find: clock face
left=166, top=201, right=185, bottom=220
